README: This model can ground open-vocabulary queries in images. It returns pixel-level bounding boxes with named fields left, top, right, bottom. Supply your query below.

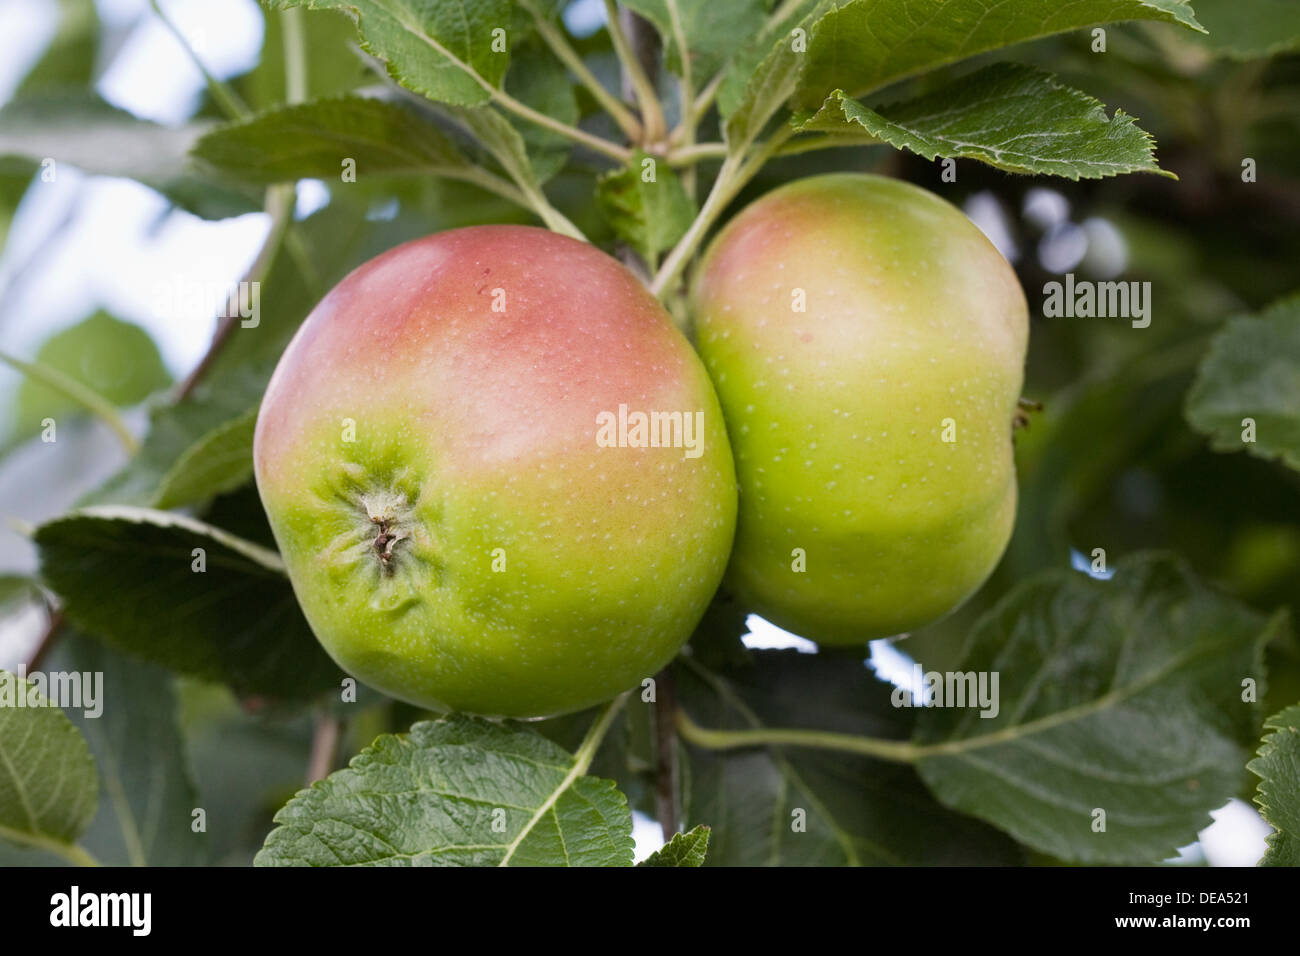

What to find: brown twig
left=25, top=608, right=63, bottom=673
left=615, top=3, right=665, bottom=145
left=173, top=184, right=294, bottom=401
left=652, top=666, right=681, bottom=840
left=305, top=710, right=342, bottom=785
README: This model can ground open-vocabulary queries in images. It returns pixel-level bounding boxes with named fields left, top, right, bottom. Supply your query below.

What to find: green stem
left=0, top=352, right=139, bottom=455
left=666, top=0, right=696, bottom=196
left=605, top=0, right=666, bottom=144
left=281, top=7, right=308, bottom=105
left=493, top=87, right=631, bottom=163
left=523, top=0, right=643, bottom=141
left=666, top=141, right=728, bottom=165
left=650, top=152, right=740, bottom=297
left=574, top=693, right=630, bottom=774
left=150, top=0, right=249, bottom=120
left=0, top=824, right=103, bottom=866
left=650, top=125, right=794, bottom=298
left=677, top=709, right=921, bottom=763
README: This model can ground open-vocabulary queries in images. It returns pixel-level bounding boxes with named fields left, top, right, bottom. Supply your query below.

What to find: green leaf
left=677, top=652, right=1024, bottom=865
left=0, top=670, right=98, bottom=862
left=86, top=365, right=265, bottom=508
left=621, top=0, right=767, bottom=83
left=0, top=574, right=38, bottom=608
left=596, top=149, right=697, bottom=264
left=1185, top=293, right=1300, bottom=471
left=792, top=0, right=1205, bottom=110
left=192, top=95, right=467, bottom=184
left=242, top=6, right=368, bottom=107
left=180, top=685, right=319, bottom=866
left=0, top=93, right=257, bottom=219
left=34, top=506, right=344, bottom=699
left=718, top=0, right=823, bottom=120
left=46, top=633, right=207, bottom=866
left=1248, top=704, right=1300, bottom=866
left=724, top=0, right=833, bottom=149
left=17, top=0, right=99, bottom=95
left=7, top=312, right=168, bottom=446
left=153, top=406, right=258, bottom=510
left=639, top=824, right=710, bottom=866
left=795, top=65, right=1171, bottom=180
left=504, top=39, right=578, bottom=183
left=256, top=715, right=636, bottom=866
left=1188, top=0, right=1300, bottom=60
left=267, top=0, right=513, bottom=106
left=914, top=553, right=1281, bottom=864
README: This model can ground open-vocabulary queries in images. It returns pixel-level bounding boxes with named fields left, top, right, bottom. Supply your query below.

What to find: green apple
left=691, top=173, right=1028, bottom=643
left=254, top=225, right=736, bottom=716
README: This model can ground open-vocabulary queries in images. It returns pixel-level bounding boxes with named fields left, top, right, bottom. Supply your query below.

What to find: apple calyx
left=359, top=488, right=413, bottom=575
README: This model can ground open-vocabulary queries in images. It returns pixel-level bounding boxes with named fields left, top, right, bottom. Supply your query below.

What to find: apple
left=690, top=173, right=1028, bottom=643
left=254, top=225, right=736, bottom=716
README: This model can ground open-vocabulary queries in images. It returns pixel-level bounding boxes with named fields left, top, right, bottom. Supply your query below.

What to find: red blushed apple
left=691, top=174, right=1028, bottom=644
left=254, top=225, right=737, bottom=717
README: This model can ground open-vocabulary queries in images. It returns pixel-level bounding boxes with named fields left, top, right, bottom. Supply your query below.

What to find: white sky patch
left=1070, top=547, right=1116, bottom=580
left=866, top=637, right=922, bottom=696
left=1038, top=221, right=1089, bottom=273
left=0, top=0, right=57, bottom=105
left=741, top=614, right=818, bottom=653
left=1198, top=799, right=1273, bottom=867
left=1022, top=187, right=1071, bottom=230
left=631, top=810, right=665, bottom=862
left=5, top=177, right=269, bottom=375
left=564, top=0, right=607, bottom=37
left=295, top=178, right=330, bottom=219
left=97, top=0, right=263, bottom=125
left=963, top=191, right=1019, bottom=263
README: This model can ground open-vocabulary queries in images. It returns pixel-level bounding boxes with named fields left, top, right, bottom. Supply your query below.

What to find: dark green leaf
left=677, top=651, right=1024, bottom=865
left=193, top=95, right=466, bottom=184
left=46, top=633, right=207, bottom=866
left=718, top=0, right=822, bottom=120
left=1186, top=293, right=1300, bottom=471
left=639, top=824, right=710, bottom=865
left=795, top=65, right=1171, bottom=179
left=35, top=506, right=344, bottom=699
left=915, top=553, right=1281, bottom=864
left=792, top=0, right=1205, bottom=110
left=0, top=670, right=98, bottom=860
left=724, top=0, right=832, bottom=149
left=86, top=369, right=264, bottom=508
left=256, top=715, right=635, bottom=866
left=267, top=0, right=513, bottom=105
left=1188, top=0, right=1300, bottom=60
left=154, top=407, right=258, bottom=510
left=1248, top=703, right=1300, bottom=866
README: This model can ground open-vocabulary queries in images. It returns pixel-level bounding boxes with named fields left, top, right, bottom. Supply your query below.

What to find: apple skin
left=254, top=225, right=736, bottom=717
left=690, top=174, right=1028, bottom=644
